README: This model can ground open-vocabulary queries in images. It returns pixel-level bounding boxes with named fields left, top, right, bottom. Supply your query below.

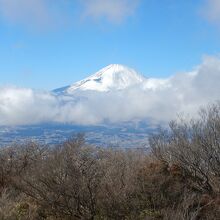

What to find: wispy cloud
left=201, top=0, right=220, bottom=26
left=79, top=0, right=140, bottom=23
left=0, top=0, right=140, bottom=29
left=0, top=0, right=52, bottom=28
left=0, top=55, right=220, bottom=126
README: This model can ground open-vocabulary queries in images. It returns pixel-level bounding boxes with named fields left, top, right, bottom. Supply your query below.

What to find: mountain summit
left=54, top=64, right=146, bottom=94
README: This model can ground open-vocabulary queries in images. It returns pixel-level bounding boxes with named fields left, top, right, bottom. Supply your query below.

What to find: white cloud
left=79, top=0, right=140, bottom=23
left=0, top=0, right=52, bottom=28
left=0, top=55, right=220, bottom=126
left=201, top=0, right=220, bottom=26
left=0, top=0, right=140, bottom=29
left=0, top=87, right=58, bottom=125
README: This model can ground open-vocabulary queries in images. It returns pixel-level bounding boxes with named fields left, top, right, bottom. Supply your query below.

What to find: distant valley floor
left=0, top=122, right=155, bottom=148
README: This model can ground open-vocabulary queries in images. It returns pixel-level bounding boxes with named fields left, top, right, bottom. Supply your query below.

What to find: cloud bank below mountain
left=0, top=55, right=220, bottom=126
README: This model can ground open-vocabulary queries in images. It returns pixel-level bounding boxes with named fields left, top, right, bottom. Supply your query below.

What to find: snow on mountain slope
left=54, top=64, right=146, bottom=94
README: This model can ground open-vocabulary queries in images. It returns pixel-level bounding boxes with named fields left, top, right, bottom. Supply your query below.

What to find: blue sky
left=0, top=0, right=220, bottom=90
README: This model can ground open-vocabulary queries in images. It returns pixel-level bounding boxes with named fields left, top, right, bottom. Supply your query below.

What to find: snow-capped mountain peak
left=55, top=64, right=146, bottom=94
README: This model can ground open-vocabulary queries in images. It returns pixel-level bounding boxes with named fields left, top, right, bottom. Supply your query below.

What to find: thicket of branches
left=0, top=104, right=220, bottom=219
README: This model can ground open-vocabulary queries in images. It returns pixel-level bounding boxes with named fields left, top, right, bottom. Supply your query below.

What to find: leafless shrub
left=150, top=103, right=220, bottom=194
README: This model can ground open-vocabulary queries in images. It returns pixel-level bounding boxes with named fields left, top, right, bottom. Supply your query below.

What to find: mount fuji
left=53, top=64, right=168, bottom=96
left=53, top=64, right=147, bottom=94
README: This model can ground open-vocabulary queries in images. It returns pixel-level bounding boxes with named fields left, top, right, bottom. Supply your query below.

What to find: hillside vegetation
left=0, top=104, right=220, bottom=219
